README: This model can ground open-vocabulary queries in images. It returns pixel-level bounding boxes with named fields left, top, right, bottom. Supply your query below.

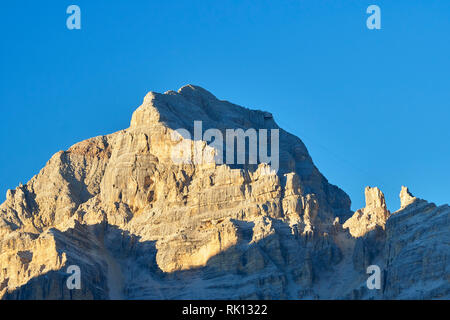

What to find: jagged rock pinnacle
left=399, top=186, right=417, bottom=209
left=343, top=186, right=390, bottom=237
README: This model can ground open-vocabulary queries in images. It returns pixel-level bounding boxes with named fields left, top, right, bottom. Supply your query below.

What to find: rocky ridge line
left=0, top=85, right=448, bottom=299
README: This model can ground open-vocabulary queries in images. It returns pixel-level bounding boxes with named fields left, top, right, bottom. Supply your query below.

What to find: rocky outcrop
left=343, top=187, right=390, bottom=237
left=0, top=85, right=448, bottom=300
left=399, top=186, right=418, bottom=209
left=383, top=196, right=449, bottom=299
left=341, top=187, right=449, bottom=299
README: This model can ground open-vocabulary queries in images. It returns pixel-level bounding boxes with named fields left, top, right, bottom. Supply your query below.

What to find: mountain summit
left=0, top=86, right=448, bottom=299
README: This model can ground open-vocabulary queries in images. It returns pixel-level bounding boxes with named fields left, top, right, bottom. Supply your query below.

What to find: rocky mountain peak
left=177, top=84, right=218, bottom=102
left=365, top=186, right=387, bottom=210
left=343, top=186, right=390, bottom=237
left=132, top=85, right=278, bottom=133
left=399, top=186, right=418, bottom=209
left=0, top=86, right=448, bottom=300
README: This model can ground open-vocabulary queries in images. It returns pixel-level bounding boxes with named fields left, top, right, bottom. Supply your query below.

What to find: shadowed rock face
left=0, top=85, right=448, bottom=300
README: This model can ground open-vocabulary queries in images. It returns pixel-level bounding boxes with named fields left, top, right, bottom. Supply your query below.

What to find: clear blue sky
left=1, top=1, right=449, bottom=211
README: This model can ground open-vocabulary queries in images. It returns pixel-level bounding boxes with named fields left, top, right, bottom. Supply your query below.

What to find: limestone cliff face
left=0, top=85, right=448, bottom=300
left=343, top=187, right=390, bottom=238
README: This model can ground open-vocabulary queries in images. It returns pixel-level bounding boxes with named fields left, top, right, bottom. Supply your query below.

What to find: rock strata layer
left=0, top=85, right=448, bottom=299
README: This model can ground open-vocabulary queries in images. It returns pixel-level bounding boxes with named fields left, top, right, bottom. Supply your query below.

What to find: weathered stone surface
left=0, top=85, right=448, bottom=299
left=399, top=186, right=418, bottom=209
left=383, top=197, right=449, bottom=299
left=343, top=187, right=390, bottom=237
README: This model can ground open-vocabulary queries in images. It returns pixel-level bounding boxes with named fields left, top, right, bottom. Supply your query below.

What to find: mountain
left=0, top=85, right=448, bottom=299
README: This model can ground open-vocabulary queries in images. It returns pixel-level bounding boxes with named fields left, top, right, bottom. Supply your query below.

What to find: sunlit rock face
left=399, top=186, right=418, bottom=209
left=343, top=187, right=390, bottom=238
left=0, top=85, right=448, bottom=300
